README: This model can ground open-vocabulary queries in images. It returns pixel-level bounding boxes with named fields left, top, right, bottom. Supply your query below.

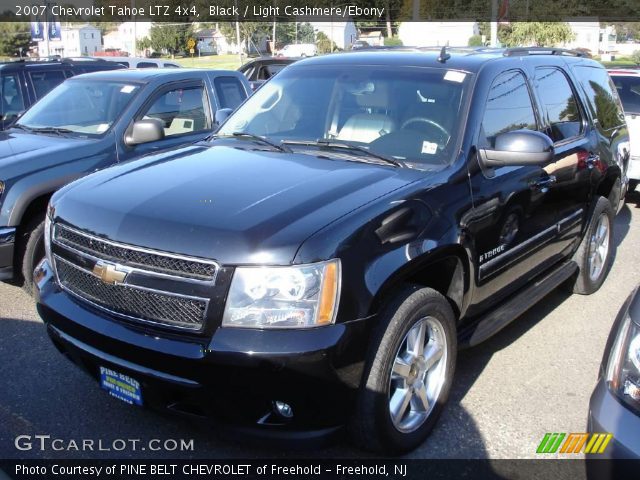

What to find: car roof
left=0, top=59, right=122, bottom=71
left=294, top=47, right=601, bottom=73
left=66, top=68, right=238, bottom=83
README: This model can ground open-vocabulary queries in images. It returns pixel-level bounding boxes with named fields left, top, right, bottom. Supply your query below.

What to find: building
left=312, top=22, right=357, bottom=50
left=398, top=22, right=479, bottom=47
left=563, top=21, right=616, bottom=56
left=102, top=22, right=152, bottom=57
left=38, top=24, right=102, bottom=57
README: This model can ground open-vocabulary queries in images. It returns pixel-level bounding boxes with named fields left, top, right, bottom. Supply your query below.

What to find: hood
left=0, top=129, right=95, bottom=175
left=53, top=144, right=423, bottom=265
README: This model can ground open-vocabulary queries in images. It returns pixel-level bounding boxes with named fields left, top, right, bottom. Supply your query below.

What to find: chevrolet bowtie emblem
left=92, top=260, right=127, bottom=285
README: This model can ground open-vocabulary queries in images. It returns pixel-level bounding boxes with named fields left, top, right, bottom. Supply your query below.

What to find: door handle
left=586, top=154, right=600, bottom=170
left=532, top=175, right=557, bottom=193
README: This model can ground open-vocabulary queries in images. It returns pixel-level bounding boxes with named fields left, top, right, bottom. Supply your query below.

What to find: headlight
left=222, top=259, right=341, bottom=329
left=605, top=310, right=640, bottom=412
left=44, top=204, right=54, bottom=268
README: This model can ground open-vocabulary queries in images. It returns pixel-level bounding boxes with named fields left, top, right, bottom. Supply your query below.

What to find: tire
left=569, top=196, right=615, bottom=295
left=350, top=286, right=456, bottom=454
left=19, top=218, right=45, bottom=296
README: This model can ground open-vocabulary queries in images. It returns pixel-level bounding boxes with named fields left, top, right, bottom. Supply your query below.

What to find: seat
left=337, top=83, right=395, bottom=143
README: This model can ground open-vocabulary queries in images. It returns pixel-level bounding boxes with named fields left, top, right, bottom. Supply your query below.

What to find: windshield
left=611, top=75, right=640, bottom=115
left=18, top=80, right=141, bottom=136
left=218, top=65, right=470, bottom=168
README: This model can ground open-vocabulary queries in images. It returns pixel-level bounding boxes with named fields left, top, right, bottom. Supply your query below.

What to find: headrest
left=354, top=82, right=390, bottom=109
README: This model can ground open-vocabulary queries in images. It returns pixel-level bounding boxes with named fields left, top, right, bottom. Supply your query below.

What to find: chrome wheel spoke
left=392, top=356, right=412, bottom=380
left=407, top=320, right=427, bottom=357
left=423, top=342, right=443, bottom=372
left=390, top=387, right=412, bottom=424
left=411, top=381, right=430, bottom=412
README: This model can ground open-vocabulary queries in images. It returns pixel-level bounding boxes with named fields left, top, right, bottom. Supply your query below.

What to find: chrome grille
left=55, top=257, right=207, bottom=331
left=54, top=225, right=216, bottom=281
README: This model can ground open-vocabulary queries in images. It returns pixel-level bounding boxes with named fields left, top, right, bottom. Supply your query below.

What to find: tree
left=633, top=50, right=640, bottom=65
left=0, top=22, right=31, bottom=57
left=315, top=32, right=337, bottom=54
left=500, top=22, right=574, bottom=47
left=137, top=37, right=151, bottom=55
left=148, top=24, right=193, bottom=57
left=468, top=35, right=483, bottom=47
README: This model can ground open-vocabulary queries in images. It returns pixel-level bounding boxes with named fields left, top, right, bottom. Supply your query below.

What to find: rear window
left=137, top=62, right=158, bottom=69
left=574, top=66, right=625, bottom=130
left=534, top=67, right=583, bottom=143
left=610, top=74, right=640, bottom=115
left=213, top=76, right=246, bottom=110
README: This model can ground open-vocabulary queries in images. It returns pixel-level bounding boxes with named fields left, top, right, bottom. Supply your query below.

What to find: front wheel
left=350, top=286, right=456, bottom=454
left=19, top=218, right=45, bottom=296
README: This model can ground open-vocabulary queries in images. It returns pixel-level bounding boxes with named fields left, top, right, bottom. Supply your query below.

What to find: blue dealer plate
left=99, top=366, right=143, bottom=406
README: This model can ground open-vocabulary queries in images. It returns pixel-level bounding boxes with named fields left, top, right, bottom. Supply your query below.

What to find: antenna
left=437, top=46, right=451, bottom=63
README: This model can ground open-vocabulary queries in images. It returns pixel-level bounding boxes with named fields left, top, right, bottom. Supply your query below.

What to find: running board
left=458, top=261, right=578, bottom=348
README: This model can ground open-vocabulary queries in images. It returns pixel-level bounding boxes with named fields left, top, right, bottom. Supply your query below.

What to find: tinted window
left=481, top=71, right=537, bottom=147
left=1, top=74, right=25, bottom=119
left=265, top=64, right=287, bottom=77
left=535, top=68, right=582, bottom=142
left=164, top=63, right=180, bottom=68
left=575, top=66, right=625, bottom=130
left=29, top=69, right=66, bottom=99
left=137, top=62, right=158, bottom=68
left=611, top=75, right=640, bottom=114
left=142, top=85, right=209, bottom=137
left=214, top=76, right=246, bottom=110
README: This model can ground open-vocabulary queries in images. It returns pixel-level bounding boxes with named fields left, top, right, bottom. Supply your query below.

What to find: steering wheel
left=401, top=117, right=451, bottom=147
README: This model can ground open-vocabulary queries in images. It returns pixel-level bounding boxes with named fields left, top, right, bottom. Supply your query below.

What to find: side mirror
left=125, top=118, right=164, bottom=146
left=214, top=108, right=233, bottom=126
left=479, top=130, right=554, bottom=168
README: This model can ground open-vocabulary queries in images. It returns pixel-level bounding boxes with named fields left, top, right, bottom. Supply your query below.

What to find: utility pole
left=490, top=0, right=499, bottom=47
left=235, top=0, right=242, bottom=66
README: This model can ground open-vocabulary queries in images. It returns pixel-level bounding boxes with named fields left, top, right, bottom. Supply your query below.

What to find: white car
left=276, top=43, right=317, bottom=57
left=609, top=69, right=640, bottom=193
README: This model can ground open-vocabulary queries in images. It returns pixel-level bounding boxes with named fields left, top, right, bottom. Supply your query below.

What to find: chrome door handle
left=532, top=175, right=557, bottom=193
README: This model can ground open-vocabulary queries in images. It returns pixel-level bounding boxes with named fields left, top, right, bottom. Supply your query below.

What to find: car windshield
left=611, top=74, right=640, bottom=115
left=17, top=79, right=141, bottom=136
left=217, top=65, right=470, bottom=168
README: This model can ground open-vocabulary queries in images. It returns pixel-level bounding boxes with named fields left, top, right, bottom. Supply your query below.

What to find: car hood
left=0, top=129, right=95, bottom=174
left=52, top=143, right=423, bottom=265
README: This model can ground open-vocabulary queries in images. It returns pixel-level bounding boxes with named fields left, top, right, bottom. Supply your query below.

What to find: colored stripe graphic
left=538, top=433, right=612, bottom=454
left=537, top=433, right=566, bottom=453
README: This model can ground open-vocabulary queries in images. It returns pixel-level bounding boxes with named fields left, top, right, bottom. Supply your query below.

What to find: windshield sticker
left=120, top=85, right=136, bottom=94
left=96, top=124, right=109, bottom=133
left=421, top=141, right=438, bottom=155
left=444, top=71, right=466, bottom=83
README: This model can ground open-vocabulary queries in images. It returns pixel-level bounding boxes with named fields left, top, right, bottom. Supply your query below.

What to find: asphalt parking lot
left=0, top=193, right=639, bottom=461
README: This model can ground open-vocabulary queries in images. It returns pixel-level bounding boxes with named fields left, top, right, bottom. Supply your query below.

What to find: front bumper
left=35, top=259, right=371, bottom=433
left=587, top=378, right=640, bottom=459
left=0, top=227, right=16, bottom=280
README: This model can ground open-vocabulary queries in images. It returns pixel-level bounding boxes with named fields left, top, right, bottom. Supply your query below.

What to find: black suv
left=0, top=58, right=124, bottom=130
left=36, top=48, right=629, bottom=453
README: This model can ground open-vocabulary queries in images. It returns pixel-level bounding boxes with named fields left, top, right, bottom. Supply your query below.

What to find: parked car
left=0, top=68, right=250, bottom=292
left=0, top=58, right=125, bottom=130
left=609, top=69, right=640, bottom=193
left=95, top=56, right=182, bottom=69
left=36, top=47, right=628, bottom=453
left=238, top=56, right=299, bottom=90
left=588, top=285, right=640, bottom=459
left=276, top=43, right=317, bottom=57
left=351, top=40, right=371, bottom=50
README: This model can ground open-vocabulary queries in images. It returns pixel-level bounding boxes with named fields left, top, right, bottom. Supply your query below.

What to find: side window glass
left=1, top=74, right=25, bottom=119
left=29, top=70, right=66, bottom=99
left=481, top=71, right=537, bottom=148
left=535, top=68, right=583, bottom=142
left=137, top=62, right=158, bottom=68
left=575, top=66, right=625, bottom=131
left=141, top=85, right=209, bottom=137
left=213, top=76, right=246, bottom=110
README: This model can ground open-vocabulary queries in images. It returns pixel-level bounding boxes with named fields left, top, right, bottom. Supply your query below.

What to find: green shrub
left=384, top=37, right=403, bottom=47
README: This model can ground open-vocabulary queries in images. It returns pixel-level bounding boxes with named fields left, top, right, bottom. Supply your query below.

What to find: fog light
left=273, top=400, right=293, bottom=419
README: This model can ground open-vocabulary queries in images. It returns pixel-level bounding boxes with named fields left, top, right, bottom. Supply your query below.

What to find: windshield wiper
left=29, top=126, right=74, bottom=136
left=281, top=139, right=404, bottom=167
left=212, top=132, right=292, bottom=153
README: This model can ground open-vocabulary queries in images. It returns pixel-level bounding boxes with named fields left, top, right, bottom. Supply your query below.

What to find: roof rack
left=503, top=47, right=586, bottom=57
